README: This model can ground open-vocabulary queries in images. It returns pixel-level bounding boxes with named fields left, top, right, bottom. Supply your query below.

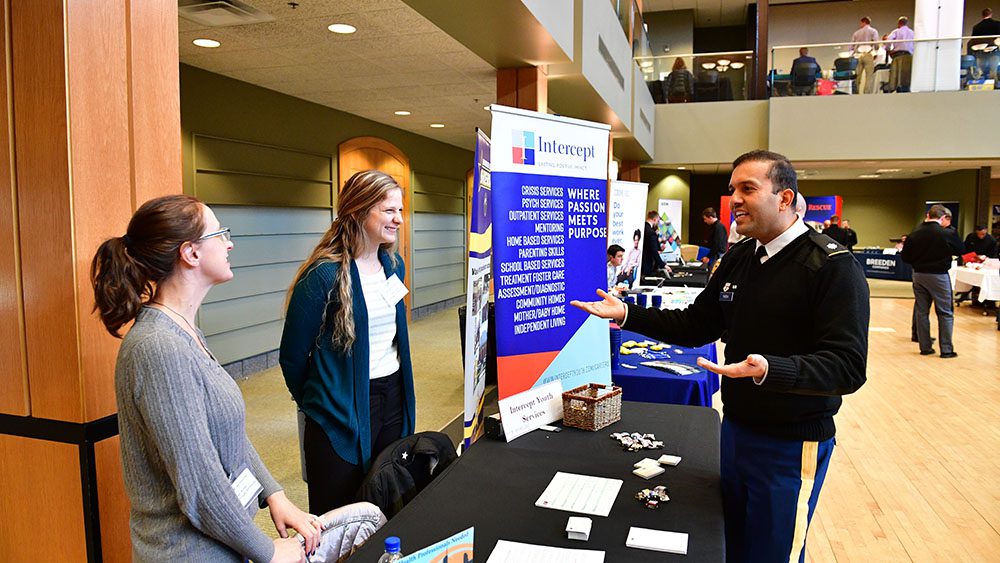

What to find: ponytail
left=90, top=195, right=206, bottom=337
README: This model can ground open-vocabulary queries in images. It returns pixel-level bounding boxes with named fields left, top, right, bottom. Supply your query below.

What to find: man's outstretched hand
left=570, top=289, right=627, bottom=324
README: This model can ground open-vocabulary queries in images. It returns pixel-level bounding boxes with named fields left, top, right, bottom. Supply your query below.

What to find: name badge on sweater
left=719, top=292, right=734, bottom=302
left=384, top=274, right=409, bottom=307
left=231, top=468, right=263, bottom=509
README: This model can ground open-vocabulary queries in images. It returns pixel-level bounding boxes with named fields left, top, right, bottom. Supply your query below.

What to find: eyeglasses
left=197, top=227, right=231, bottom=243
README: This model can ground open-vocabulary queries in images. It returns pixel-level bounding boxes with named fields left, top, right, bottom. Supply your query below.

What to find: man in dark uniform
left=842, top=219, right=859, bottom=252
left=572, top=150, right=869, bottom=562
left=641, top=211, right=666, bottom=276
left=964, top=225, right=999, bottom=258
left=701, top=207, right=728, bottom=269
left=822, top=215, right=850, bottom=246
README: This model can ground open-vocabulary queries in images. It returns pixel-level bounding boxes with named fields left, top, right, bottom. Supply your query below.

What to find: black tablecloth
left=348, top=402, right=723, bottom=562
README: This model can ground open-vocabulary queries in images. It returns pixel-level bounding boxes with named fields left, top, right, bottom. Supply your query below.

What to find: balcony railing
left=636, top=51, right=754, bottom=103
left=770, top=35, right=1000, bottom=96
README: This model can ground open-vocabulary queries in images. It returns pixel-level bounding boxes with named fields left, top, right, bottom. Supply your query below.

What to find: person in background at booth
left=701, top=207, right=728, bottom=269
left=91, top=195, right=320, bottom=563
left=965, top=225, right=998, bottom=259
left=901, top=204, right=964, bottom=358
left=607, top=244, right=626, bottom=290
left=280, top=170, right=416, bottom=515
left=642, top=212, right=666, bottom=275
left=971, top=8, right=1000, bottom=81
left=823, top=215, right=850, bottom=247
left=664, top=57, right=694, bottom=103
left=621, top=229, right=643, bottom=286
left=886, top=16, right=915, bottom=92
left=851, top=16, right=881, bottom=94
left=572, top=150, right=869, bottom=563
left=842, top=219, right=859, bottom=252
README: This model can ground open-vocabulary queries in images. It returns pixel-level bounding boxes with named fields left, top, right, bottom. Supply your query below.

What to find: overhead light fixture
left=193, top=38, right=221, bottom=48
left=876, top=168, right=901, bottom=173
left=716, top=59, right=731, bottom=66
left=430, top=123, right=445, bottom=128
left=718, top=65, right=729, bottom=72
left=677, top=166, right=686, bottom=170
left=838, top=51, right=851, bottom=58
left=731, top=62, right=745, bottom=69
left=702, top=62, right=716, bottom=70
left=859, top=174, right=880, bottom=179
left=394, top=110, right=411, bottom=116
left=640, top=60, right=654, bottom=68
left=327, top=23, right=356, bottom=34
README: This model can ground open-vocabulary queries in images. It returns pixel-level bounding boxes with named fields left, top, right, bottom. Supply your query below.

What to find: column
left=0, top=1, right=181, bottom=561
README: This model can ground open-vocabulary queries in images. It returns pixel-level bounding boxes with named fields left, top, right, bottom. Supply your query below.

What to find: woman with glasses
left=91, top=195, right=320, bottom=563
left=280, top=170, right=416, bottom=514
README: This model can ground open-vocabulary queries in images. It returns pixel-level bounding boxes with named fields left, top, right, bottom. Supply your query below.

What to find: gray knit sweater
left=116, top=308, right=281, bottom=562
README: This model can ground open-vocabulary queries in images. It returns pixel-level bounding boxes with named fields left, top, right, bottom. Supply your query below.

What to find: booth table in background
left=348, top=402, right=724, bottom=562
left=855, top=249, right=913, bottom=281
left=950, top=265, right=1000, bottom=330
left=613, top=330, right=720, bottom=408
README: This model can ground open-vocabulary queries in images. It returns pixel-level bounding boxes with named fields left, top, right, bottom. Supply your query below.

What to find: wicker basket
left=562, top=383, right=622, bottom=431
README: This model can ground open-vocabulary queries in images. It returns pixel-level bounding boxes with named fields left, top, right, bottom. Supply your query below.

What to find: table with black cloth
left=348, top=402, right=724, bottom=562
left=612, top=330, right=720, bottom=407
left=854, top=249, right=913, bottom=281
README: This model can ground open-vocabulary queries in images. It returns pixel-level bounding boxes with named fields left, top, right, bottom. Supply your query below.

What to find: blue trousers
left=721, top=418, right=835, bottom=563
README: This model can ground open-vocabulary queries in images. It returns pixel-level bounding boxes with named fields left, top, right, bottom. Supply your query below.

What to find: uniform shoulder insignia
left=810, top=233, right=849, bottom=258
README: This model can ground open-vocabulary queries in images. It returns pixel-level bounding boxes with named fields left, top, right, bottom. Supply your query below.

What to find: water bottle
left=377, top=537, right=403, bottom=562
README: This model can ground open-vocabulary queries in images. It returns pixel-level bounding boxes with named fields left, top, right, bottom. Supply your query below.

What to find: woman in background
left=91, top=195, right=320, bottom=562
left=280, top=170, right=416, bottom=515
left=665, top=57, right=694, bottom=103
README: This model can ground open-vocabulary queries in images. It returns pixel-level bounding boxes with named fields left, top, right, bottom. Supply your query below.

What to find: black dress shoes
left=920, top=349, right=936, bottom=356
left=940, top=352, right=958, bottom=359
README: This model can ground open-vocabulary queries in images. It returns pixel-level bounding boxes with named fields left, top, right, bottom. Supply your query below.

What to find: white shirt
left=755, top=218, right=810, bottom=264
left=358, top=268, right=400, bottom=379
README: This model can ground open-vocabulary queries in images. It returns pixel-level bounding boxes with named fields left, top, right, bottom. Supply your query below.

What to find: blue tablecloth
left=855, top=250, right=912, bottom=281
left=612, top=330, right=720, bottom=407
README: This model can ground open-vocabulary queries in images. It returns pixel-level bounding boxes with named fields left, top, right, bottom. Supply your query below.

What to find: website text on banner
left=489, top=105, right=613, bottom=401
left=462, top=129, right=492, bottom=449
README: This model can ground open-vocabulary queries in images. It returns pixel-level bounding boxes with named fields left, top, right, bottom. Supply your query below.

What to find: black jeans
left=303, top=370, right=404, bottom=514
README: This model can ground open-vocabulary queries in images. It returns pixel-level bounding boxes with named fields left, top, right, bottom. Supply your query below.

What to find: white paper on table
left=534, top=472, right=623, bottom=517
left=485, top=540, right=605, bottom=563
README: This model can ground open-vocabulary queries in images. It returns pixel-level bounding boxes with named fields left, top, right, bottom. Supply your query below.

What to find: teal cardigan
left=279, top=250, right=416, bottom=470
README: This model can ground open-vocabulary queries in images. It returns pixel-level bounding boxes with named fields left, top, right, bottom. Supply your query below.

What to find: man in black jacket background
left=701, top=207, right=728, bottom=269
left=641, top=211, right=666, bottom=276
left=573, top=150, right=869, bottom=562
left=900, top=205, right=964, bottom=358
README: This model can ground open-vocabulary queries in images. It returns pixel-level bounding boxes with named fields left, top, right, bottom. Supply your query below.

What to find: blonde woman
left=280, top=170, right=416, bottom=514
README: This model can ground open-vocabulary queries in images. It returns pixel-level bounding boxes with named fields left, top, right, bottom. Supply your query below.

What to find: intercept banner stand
left=609, top=180, right=649, bottom=288
left=489, top=104, right=612, bottom=401
left=462, top=130, right=492, bottom=450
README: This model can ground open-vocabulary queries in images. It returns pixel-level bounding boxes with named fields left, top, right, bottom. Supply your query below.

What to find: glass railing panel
left=770, top=35, right=1000, bottom=97
left=636, top=51, right=754, bottom=103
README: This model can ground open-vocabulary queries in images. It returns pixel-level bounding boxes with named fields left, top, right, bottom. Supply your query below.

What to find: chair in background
left=299, top=502, right=387, bottom=563
left=790, top=61, right=820, bottom=95
left=960, top=55, right=977, bottom=88
left=833, top=57, right=858, bottom=94
left=680, top=244, right=700, bottom=262
left=694, top=70, right=720, bottom=102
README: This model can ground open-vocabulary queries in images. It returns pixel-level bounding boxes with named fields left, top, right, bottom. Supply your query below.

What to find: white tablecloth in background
left=950, top=266, right=1000, bottom=301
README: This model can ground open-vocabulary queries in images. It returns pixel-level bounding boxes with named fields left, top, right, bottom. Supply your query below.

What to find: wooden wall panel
left=128, top=0, right=181, bottom=206
left=66, top=0, right=133, bottom=422
left=0, top=0, right=27, bottom=416
left=96, top=436, right=130, bottom=563
left=11, top=0, right=82, bottom=421
left=0, top=435, right=85, bottom=562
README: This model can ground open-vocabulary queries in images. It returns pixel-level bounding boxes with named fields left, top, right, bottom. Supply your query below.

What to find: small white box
left=634, top=457, right=660, bottom=468
left=658, top=455, right=682, bottom=466
left=632, top=465, right=665, bottom=480
left=566, top=516, right=592, bottom=541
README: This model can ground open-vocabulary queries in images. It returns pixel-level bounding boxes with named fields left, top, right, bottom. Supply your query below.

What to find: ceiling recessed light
left=677, top=166, right=686, bottom=170
left=429, top=123, right=445, bottom=128
left=193, top=38, right=221, bottom=48
left=394, top=110, right=411, bottom=116
left=859, top=174, right=880, bottom=179
left=327, top=23, right=356, bottom=34
left=640, top=60, right=653, bottom=68
left=876, top=168, right=901, bottom=173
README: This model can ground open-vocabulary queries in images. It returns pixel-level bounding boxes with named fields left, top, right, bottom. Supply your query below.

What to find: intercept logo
left=512, top=129, right=597, bottom=166
left=512, top=130, right=536, bottom=165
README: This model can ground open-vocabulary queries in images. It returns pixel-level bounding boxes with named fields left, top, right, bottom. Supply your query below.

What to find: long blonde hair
left=289, top=170, right=401, bottom=351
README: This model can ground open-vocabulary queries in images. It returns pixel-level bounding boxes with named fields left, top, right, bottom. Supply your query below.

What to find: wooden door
left=338, top=137, right=412, bottom=313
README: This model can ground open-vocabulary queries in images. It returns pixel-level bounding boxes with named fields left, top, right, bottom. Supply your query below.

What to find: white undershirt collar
left=755, top=218, right=809, bottom=263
